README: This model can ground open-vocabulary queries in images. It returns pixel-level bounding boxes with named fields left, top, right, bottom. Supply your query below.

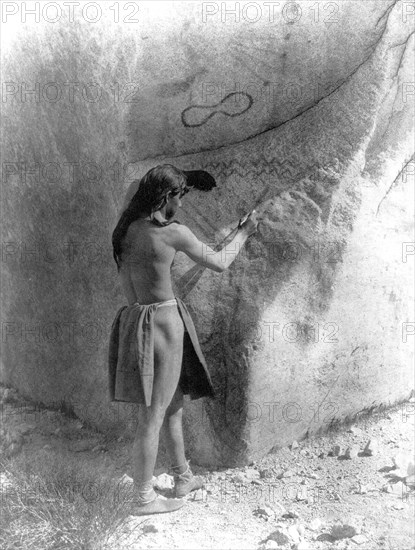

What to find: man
left=109, top=164, right=258, bottom=515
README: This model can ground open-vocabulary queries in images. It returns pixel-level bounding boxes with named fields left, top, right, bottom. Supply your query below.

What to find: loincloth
left=108, top=296, right=215, bottom=405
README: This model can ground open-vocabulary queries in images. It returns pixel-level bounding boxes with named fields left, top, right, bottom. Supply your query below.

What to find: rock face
left=1, top=1, right=414, bottom=466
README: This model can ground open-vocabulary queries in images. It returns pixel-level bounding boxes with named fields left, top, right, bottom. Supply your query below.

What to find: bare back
left=119, top=219, right=178, bottom=305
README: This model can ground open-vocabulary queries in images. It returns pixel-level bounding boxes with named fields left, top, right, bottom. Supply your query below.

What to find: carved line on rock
left=181, top=92, right=254, bottom=127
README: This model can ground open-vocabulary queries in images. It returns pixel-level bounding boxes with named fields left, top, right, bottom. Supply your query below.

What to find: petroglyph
left=181, top=92, right=253, bottom=128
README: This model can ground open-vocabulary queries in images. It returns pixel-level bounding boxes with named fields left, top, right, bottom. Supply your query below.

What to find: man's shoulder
left=168, top=222, right=195, bottom=247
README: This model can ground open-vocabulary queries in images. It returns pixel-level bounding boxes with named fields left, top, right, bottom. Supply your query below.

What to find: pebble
left=363, top=439, right=378, bottom=456
left=254, top=505, right=275, bottom=518
left=345, top=445, right=360, bottom=459
left=293, top=542, right=309, bottom=550
left=351, top=534, right=368, bottom=545
left=330, top=524, right=358, bottom=540
left=297, top=524, right=306, bottom=537
left=356, top=484, right=368, bottom=494
left=233, top=473, right=248, bottom=484
left=404, top=474, right=415, bottom=487
left=192, top=488, right=204, bottom=501
left=287, top=525, right=301, bottom=543
left=119, top=474, right=133, bottom=485
left=283, top=510, right=300, bottom=519
left=282, top=469, right=295, bottom=478
left=291, top=440, right=299, bottom=450
left=153, top=473, right=174, bottom=490
left=245, top=468, right=260, bottom=480
left=267, top=529, right=290, bottom=546
left=260, top=468, right=274, bottom=479
left=389, top=481, right=407, bottom=496
left=332, top=445, right=342, bottom=456
left=392, top=453, right=415, bottom=476
left=309, top=518, right=323, bottom=531
left=348, top=426, right=363, bottom=435
left=0, top=472, right=14, bottom=491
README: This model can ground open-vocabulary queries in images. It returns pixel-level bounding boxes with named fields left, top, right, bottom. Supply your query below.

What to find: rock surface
left=1, top=1, right=414, bottom=466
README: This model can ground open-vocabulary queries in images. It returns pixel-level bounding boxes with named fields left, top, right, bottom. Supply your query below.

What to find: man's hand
left=239, top=209, right=260, bottom=236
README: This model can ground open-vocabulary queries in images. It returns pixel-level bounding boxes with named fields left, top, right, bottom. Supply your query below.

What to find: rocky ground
left=1, top=386, right=414, bottom=550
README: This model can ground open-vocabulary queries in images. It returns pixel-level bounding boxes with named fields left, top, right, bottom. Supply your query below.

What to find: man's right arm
left=173, top=217, right=256, bottom=273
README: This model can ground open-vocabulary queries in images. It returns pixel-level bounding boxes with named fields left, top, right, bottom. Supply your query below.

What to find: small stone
left=287, top=525, right=300, bottom=543
left=119, top=474, right=133, bottom=485
left=296, top=488, right=308, bottom=501
left=254, top=505, right=275, bottom=518
left=309, top=518, right=323, bottom=531
left=392, top=503, right=405, bottom=510
left=260, top=468, right=273, bottom=479
left=233, top=473, right=248, bottom=484
left=268, top=502, right=286, bottom=517
left=351, top=534, right=368, bottom=545
left=363, top=439, right=378, bottom=456
left=297, top=524, right=306, bottom=537
left=404, top=474, right=415, bottom=487
left=318, top=452, right=325, bottom=459
left=282, top=469, right=295, bottom=478
left=357, top=484, right=368, bottom=494
left=392, top=453, right=415, bottom=476
left=330, top=524, right=358, bottom=540
left=294, top=542, right=309, bottom=550
left=267, top=529, right=290, bottom=546
left=283, top=510, right=300, bottom=519
left=245, top=468, right=260, bottom=480
left=142, top=524, right=158, bottom=534
left=345, top=445, right=360, bottom=459
left=153, top=473, right=174, bottom=490
left=331, top=445, right=342, bottom=456
left=348, top=426, right=362, bottom=435
left=390, top=468, right=408, bottom=480
left=0, top=472, right=14, bottom=491
left=308, top=472, right=320, bottom=479
left=192, top=488, right=204, bottom=501
left=291, top=440, right=299, bottom=450
left=252, top=479, right=263, bottom=485
left=390, top=481, right=407, bottom=496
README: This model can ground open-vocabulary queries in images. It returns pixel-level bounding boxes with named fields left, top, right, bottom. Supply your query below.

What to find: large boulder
left=1, top=1, right=413, bottom=465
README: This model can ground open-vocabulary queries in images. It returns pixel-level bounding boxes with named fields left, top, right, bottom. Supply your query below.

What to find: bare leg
left=162, top=387, right=204, bottom=497
left=131, top=305, right=184, bottom=513
left=162, top=387, right=187, bottom=473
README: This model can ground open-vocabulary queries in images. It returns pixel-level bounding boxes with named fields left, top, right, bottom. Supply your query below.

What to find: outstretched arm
left=173, top=213, right=258, bottom=273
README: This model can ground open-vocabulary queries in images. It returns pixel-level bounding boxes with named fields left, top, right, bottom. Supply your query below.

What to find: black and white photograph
left=0, top=1, right=414, bottom=548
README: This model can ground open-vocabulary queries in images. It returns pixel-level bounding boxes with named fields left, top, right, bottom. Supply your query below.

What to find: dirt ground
left=1, top=387, right=414, bottom=550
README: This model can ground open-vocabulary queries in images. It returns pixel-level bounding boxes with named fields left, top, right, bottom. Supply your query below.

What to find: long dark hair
left=112, top=164, right=189, bottom=270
